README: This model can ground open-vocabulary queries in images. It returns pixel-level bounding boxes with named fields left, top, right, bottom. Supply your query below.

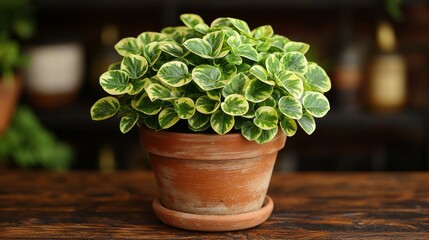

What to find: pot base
left=152, top=196, right=274, bottom=232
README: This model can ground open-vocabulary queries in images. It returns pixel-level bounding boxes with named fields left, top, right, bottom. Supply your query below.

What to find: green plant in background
left=91, top=14, right=331, bottom=144
left=0, top=106, right=72, bottom=170
left=0, top=0, right=34, bottom=82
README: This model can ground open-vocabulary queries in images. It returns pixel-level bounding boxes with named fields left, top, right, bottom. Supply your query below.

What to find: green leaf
left=225, top=54, right=242, bottom=65
left=146, top=83, right=176, bottom=101
left=159, top=42, right=184, bottom=57
left=245, top=79, right=274, bottom=103
left=222, top=72, right=249, bottom=97
left=114, top=37, right=141, bottom=56
left=236, top=44, right=259, bottom=62
left=183, top=38, right=213, bottom=58
left=128, top=78, right=149, bottom=95
left=305, top=62, right=331, bottom=93
left=174, top=97, right=196, bottom=119
left=143, top=42, right=161, bottom=66
left=258, top=97, right=276, bottom=108
left=120, top=54, right=148, bottom=79
left=211, top=17, right=233, bottom=29
left=250, top=65, right=274, bottom=85
left=132, top=92, right=162, bottom=115
left=99, top=70, right=132, bottom=95
left=203, top=30, right=224, bottom=57
left=284, top=41, right=310, bottom=54
left=144, top=116, right=162, bottom=130
left=277, top=71, right=304, bottom=99
left=228, top=17, right=251, bottom=36
left=280, top=117, right=297, bottom=137
left=271, top=35, right=289, bottom=51
left=210, top=110, right=234, bottom=135
left=255, top=127, right=278, bottom=144
left=253, top=106, right=279, bottom=130
left=221, top=94, right=249, bottom=116
left=218, top=61, right=237, bottom=80
left=180, top=14, right=204, bottom=29
left=158, top=108, right=180, bottom=129
left=120, top=113, right=139, bottom=134
left=226, top=35, right=241, bottom=49
left=265, top=54, right=283, bottom=78
left=302, top=91, right=330, bottom=118
left=281, top=52, right=308, bottom=75
left=207, top=90, right=221, bottom=101
left=192, top=65, right=222, bottom=91
left=252, top=25, right=274, bottom=39
left=297, top=111, right=316, bottom=135
left=137, top=32, right=165, bottom=46
left=194, top=23, right=210, bottom=34
left=108, top=62, right=121, bottom=70
left=188, top=111, right=210, bottom=129
left=157, top=61, right=192, bottom=87
left=90, top=97, right=120, bottom=120
left=278, top=96, right=303, bottom=119
left=241, top=121, right=262, bottom=141
left=195, top=95, right=220, bottom=114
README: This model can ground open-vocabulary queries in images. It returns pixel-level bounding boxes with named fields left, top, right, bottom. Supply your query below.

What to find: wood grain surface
left=0, top=171, right=428, bottom=239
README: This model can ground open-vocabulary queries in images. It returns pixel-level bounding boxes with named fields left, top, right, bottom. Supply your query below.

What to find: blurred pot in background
left=25, top=42, right=84, bottom=108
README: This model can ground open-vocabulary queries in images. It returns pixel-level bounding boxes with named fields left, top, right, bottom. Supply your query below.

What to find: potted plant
left=0, top=0, right=34, bottom=134
left=90, top=14, right=331, bottom=231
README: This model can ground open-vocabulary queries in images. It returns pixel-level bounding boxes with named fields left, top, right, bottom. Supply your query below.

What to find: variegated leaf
left=255, top=127, right=278, bottom=144
left=180, top=14, right=204, bottom=29
left=250, top=65, right=274, bottom=85
left=284, top=41, right=310, bottom=54
left=236, top=44, right=259, bottom=62
left=203, top=30, right=224, bottom=57
left=222, top=73, right=248, bottom=97
left=128, top=78, right=149, bottom=95
left=143, top=42, right=161, bottom=66
left=188, top=111, right=210, bottom=129
left=258, top=97, right=276, bottom=108
left=120, top=54, right=148, bottom=79
left=146, top=83, right=175, bottom=101
left=252, top=25, right=274, bottom=39
left=280, top=117, right=297, bottom=137
left=271, top=35, right=289, bottom=51
left=120, top=113, right=139, bottom=133
left=174, top=97, right=195, bottom=119
left=228, top=17, right=251, bottom=36
left=132, top=92, right=162, bottom=115
left=157, top=61, right=192, bottom=87
left=144, top=116, right=161, bottom=130
left=207, top=90, right=221, bottom=101
left=137, top=32, right=165, bottom=46
left=253, top=106, right=279, bottom=130
left=277, top=71, right=304, bottom=99
left=297, top=111, right=316, bottom=135
left=305, top=62, right=331, bottom=93
left=196, top=95, right=220, bottom=114
left=302, top=91, right=330, bottom=118
left=278, top=96, right=303, bottom=119
left=108, top=62, right=121, bottom=70
left=90, top=97, right=119, bottom=120
left=114, top=37, right=141, bottom=56
left=281, top=52, right=308, bottom=75
left=183, top=38, right=213, bottom=58
left=192, top=65, right=222, bottom=91
left=225, top=54, right=242, bottom=65
left=158, top=107, right=180, bottom=129
left=194, top=23, right=209, bottom=34
left=218, top=61, right=237, bottom=80
left=159, top=42, right=184, bottom=57
left=210, top=17, right=233, bottom=29
left=210, top=110, right=234, bottom=135
left=241, top=121, right=262, bottom=141
left=265, top=54, right=283, bottom=78
left=99, top=70, right=132, bottom=95
left=221, top=94, right=249, bottom=116
left=245, top=79, right=273, bottom=103
left=226, top=35, right=241, bottom=49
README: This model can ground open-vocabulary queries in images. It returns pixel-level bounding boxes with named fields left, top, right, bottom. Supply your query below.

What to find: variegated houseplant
left=90, top=13, right=331, bottom=144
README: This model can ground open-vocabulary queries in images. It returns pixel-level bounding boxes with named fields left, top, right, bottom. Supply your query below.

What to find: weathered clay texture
left=140, top=127, right=286, bottom=216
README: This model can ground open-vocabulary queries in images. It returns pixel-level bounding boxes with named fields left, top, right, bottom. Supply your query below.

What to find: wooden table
left=1, top=171, right=428, bottom=239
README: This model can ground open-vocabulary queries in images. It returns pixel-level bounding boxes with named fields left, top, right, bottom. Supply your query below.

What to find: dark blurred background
left=1, top=0, right=428, bottom=172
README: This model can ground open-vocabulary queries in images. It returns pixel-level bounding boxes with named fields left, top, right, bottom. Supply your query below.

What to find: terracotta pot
left=0, top=77, right=21, bottom=134
left=140, top=127, right=286, bottom=231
